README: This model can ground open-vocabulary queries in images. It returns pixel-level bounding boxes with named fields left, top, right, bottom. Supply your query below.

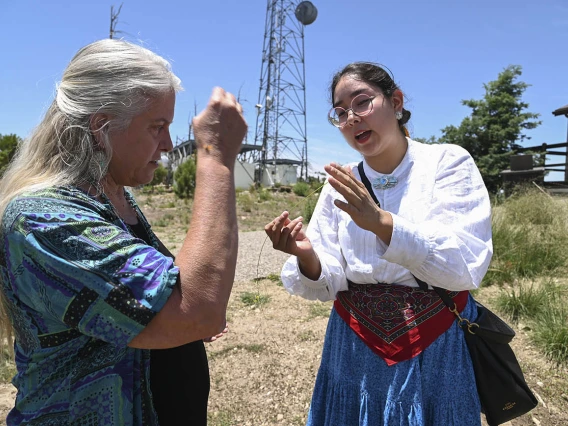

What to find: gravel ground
left=234, top=231, right=290, bottom=283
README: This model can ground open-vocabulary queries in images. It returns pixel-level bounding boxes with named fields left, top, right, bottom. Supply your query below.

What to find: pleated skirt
left=307, top=295, right=481, bottom=426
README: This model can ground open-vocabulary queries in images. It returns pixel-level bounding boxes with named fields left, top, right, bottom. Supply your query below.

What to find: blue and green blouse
left=0, top=186, right=179, bottom=425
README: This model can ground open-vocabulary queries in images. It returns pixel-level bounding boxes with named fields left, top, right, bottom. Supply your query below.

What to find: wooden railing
left=517, top=142, right=568, bottom=180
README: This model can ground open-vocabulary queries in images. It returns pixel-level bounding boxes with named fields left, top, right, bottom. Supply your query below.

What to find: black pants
left=150, top=340, right=210, bottom=426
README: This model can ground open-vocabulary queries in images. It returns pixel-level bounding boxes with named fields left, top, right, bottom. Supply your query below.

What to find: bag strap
left=357, top=161, right=471, bottom=324
left=358, top=161, right=378, bottom=205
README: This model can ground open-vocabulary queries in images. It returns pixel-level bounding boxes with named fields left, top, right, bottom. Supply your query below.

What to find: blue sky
left=1, top=0, right=568, bottom=179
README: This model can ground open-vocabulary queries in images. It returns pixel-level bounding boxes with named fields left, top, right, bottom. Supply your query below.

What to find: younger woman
left=265, top=62, right=492, bottom=426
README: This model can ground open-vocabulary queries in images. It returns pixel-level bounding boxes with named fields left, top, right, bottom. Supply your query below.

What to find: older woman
left=0, top=39, right=246, bottom=425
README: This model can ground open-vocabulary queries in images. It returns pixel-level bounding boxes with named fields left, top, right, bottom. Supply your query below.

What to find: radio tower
left=253, top=0, right=317, bottom=184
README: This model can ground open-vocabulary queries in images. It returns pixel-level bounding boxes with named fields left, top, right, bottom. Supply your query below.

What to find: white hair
left=0, top=38, right=183, bottom=342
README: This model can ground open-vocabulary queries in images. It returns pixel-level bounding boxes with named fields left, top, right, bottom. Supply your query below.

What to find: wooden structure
left=508, top=104, right=568, bottom=189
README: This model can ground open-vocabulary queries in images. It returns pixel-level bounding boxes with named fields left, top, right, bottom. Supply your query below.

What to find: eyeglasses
left=328, top=93, right=377, bottom=128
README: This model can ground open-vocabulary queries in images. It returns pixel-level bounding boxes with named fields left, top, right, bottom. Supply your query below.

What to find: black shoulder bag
left=357, top=162, right=538, bottom=426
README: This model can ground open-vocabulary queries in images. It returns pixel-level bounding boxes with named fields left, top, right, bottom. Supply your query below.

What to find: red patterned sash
left=334, top=281, right=468, bottom=366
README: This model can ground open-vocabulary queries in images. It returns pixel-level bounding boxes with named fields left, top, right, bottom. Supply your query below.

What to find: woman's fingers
left=193, top=87, right=247, bottom=163
left=326, top=163, right=364, bottom=189
left=327, top=177, right=363, bottom=210
left=325, top=163, right=377, bottom=211
left=204, top=324, right=229, bottom=343
left=265, top=211, right=288, bottom=235
left=268, top=211, right=290, bottom=246
left=274, top=216, right=303, bottom=250
left=264, top=211, right=290, bottom=245
left=324, top=164, right=366, bottom=206
left=289, top=220, right=304, bottom=240
left=264, top=212, right=304, bottom=254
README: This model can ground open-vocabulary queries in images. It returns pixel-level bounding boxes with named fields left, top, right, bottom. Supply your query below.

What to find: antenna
left=252, top=0, right=318, bottom=184
left=186, top=100, right=198, bottom=155
left=109, top=3, right=124, bottom=39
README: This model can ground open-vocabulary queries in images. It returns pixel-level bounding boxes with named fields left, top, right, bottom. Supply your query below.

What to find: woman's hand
left=264, top=211, right=312, bottom=257
left=324, top=163, right=393, bottom=245
left=203, top=325, right=229, bottom=343
left=264, top=211, right=322, bottom=280
left=193, top=87, right=248, bottom=166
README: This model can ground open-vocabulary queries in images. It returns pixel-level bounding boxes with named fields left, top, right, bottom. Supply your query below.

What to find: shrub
left=293, top=181, right=310, bottom=197
left=303, top=191, right=320, bottom=222
left=240, top=292, right=270, bottom=308
left=258, top=188, right=272, bottom=202
left=500, top=189, right=556, bottom=226
left=266, top=273, right=283, bottom=286
left=495, top=282, right=547, bottom=323
left=494, top=280, right=568, bottom=365
left=150, top=164, right=168, bottom=187
left=238, top=192, right=254, bottom=212
left=173, top=157, right=197, bottom=199
left=533, top=302, right=568, bottom=365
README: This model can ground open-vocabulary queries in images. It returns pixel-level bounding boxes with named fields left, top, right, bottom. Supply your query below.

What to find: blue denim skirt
left=307, top=295, right=481, bottom=426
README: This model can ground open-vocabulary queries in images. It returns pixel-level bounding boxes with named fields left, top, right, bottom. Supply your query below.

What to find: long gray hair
left=0, top=38, right=182, bottom=342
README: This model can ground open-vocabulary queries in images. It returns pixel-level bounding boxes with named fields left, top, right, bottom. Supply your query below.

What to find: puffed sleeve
left=3, top=206, right=178, bottom=347
left=382, top=144, right=493, bottom=291
left=281, top=181, right=349, bottom=301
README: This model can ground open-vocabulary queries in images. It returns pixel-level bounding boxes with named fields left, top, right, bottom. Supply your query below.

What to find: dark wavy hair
left=330, top=62, right=410, bottom=136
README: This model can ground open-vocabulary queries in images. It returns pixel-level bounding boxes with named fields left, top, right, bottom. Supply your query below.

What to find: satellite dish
left=295, top=1, right=318, bottom=26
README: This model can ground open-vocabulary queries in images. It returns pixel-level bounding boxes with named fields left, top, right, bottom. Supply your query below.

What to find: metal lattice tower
left=252, top=0, right=317, bottom=183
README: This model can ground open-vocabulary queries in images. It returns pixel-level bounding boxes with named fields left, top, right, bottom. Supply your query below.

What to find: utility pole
left=109, top=3, right=123, bottom=39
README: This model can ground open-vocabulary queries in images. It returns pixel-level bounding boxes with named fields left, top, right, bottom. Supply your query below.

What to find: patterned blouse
left=0, top=186, right=179, bottom=425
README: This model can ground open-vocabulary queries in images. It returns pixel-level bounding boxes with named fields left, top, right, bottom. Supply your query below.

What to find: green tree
left=142, top=164, right=168, bottom=193
left=150, top=164, right=168, bottom=186
left=173, top=156, right=197, bottom=199
left=0, top=134, right=21, bottom=176
left=439, top=65, right=541, bottom=193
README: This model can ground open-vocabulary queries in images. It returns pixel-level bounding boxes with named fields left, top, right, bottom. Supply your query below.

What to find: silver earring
left=395, top=111, right=403, bottom=120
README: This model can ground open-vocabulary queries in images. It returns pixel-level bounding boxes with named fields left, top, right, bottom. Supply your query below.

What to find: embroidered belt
left=334, top=280, right=468, bottom=366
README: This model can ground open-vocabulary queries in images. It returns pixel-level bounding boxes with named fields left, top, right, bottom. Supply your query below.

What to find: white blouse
left=281, top=139, right=493, bottom=302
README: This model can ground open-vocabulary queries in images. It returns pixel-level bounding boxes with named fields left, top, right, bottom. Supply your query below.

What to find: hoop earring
left=395, top=111, right=403, bottom=120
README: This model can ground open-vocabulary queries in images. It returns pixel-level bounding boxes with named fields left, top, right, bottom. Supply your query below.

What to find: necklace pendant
left=373, top=175, right=398, bottom=190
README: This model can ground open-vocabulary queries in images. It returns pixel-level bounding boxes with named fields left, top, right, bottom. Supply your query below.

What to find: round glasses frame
left=328, top=94, right=377, bottom=128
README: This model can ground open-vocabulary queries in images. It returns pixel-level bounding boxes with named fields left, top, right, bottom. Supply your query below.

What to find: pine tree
left=173, top=156, right=197, bottom=199
left=439, top=65, right=541, bottom=193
